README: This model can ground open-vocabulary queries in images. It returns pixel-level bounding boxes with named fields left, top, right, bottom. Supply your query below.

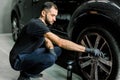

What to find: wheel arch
left=11, top=4, right=21, bottom=41
left=11, top=4, right=21, bottom=21
left=67, top=0, right=120, bottom=42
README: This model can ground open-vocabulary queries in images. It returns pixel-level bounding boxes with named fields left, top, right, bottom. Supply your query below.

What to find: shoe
left=17, top=71, right=30, bottom=80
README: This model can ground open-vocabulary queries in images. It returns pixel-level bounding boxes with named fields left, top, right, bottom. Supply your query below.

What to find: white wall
left=0, top=0, right=12, bottom=33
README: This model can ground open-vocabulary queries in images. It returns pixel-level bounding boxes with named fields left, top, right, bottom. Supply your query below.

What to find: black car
left=11, top=0, right=120, bottom=80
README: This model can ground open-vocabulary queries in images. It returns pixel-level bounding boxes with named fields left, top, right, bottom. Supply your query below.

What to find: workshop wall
left=0, top=0, right=12, bottom=33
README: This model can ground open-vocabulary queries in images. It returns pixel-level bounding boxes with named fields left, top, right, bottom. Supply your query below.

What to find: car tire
left=75, top=25, right=120, bottom=80
left=11, top=15, right=20, bottom=41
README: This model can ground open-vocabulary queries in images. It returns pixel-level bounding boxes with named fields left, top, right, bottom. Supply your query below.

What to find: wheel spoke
left=80, top=59, right=92, bottom=68
left=94, top=34, right=101, bottom=48
left=90, top=63, right=94, bottom=80
left=100, top=41, right=107, bottom=51
left=85, top=35, right=93, bottom=48
left=12, top=27, right=18, bottom=35
left=98, top=61, right=110, bottom=75
left=79, top=56, right=91, bottom=59
left=13, top=19, right=17, bottom=27
left=81, top=39, right=88, bottom=47
left=95, top=62, right=98, bottom=80
left=98, top=57, right=112, bottom=67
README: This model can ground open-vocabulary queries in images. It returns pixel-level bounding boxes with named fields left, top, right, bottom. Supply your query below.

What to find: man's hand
left=85, top=48, right=104, bottom=57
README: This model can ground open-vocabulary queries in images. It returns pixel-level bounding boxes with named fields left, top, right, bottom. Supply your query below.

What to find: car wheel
left=11, top=15, right=20, bottom=41
left=75, top=25, right=120, bottom=80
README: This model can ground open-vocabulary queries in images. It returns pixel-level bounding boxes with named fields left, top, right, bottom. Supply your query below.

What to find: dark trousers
left=14, top=46, right=61, bottom=76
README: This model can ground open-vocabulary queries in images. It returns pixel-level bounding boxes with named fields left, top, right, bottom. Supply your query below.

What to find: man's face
left=44, top=7, right=58, bottom=25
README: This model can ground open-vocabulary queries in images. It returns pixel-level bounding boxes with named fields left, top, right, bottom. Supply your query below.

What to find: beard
left=45, top=15, right=52, bottom=26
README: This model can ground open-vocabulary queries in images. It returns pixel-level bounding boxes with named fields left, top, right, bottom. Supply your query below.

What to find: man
left=9, top=1, right=103, bottom=80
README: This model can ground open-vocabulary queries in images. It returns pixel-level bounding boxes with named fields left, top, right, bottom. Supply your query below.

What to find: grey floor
left=0, top=33, right=82, bottom=80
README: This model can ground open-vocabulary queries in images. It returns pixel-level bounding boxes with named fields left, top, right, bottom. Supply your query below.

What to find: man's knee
left=45, top=54, right=56, bottom=67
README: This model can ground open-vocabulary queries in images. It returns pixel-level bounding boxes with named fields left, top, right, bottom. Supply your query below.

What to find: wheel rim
left=77, top=31, right=113, bottom=80
left=12, top=17, right=19, bottom=41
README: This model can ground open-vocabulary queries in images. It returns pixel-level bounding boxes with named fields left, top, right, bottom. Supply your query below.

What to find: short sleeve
left=26, top=19, right=50, bottom=37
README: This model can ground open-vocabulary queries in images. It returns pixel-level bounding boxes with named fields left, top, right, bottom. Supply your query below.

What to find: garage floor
left=0, top=33, right=82, bottom=80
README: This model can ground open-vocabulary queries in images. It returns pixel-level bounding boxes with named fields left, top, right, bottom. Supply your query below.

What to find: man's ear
left=41, top=10, right=46, bottom=17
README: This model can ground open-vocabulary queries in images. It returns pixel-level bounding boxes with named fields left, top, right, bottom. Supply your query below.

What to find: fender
left=11, top=4, right=21, bottom=20
left=67, top=0, right=120, bottom=38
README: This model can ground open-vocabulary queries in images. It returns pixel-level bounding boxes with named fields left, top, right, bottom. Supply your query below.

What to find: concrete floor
left=0, top=33, right=82, bottom=80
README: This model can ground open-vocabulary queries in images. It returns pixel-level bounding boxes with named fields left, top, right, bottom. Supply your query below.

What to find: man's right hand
left=85, top=48, right=104, bottom=57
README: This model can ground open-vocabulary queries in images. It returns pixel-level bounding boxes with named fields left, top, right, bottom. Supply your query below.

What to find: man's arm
left=44, top=32, right=103, bottom=57
left=45, top=37, right=57, bottom=56
left=45, top=37, right=54, bottom=49
left=44, top=32, right=86, bottom=52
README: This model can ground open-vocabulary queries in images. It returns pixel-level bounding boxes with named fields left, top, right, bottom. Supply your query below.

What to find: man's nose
left=53, top=17, right=56, bottom=21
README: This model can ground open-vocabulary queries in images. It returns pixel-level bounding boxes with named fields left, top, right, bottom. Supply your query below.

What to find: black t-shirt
left=9, top=18, right=50, bottom=63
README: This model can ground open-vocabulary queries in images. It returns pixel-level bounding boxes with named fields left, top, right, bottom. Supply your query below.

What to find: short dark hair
left=41, top=2, right=58, bottom=12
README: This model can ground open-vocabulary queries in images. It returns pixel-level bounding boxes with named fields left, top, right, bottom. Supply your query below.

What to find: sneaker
left=17, top=71, right=30, bottom=80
